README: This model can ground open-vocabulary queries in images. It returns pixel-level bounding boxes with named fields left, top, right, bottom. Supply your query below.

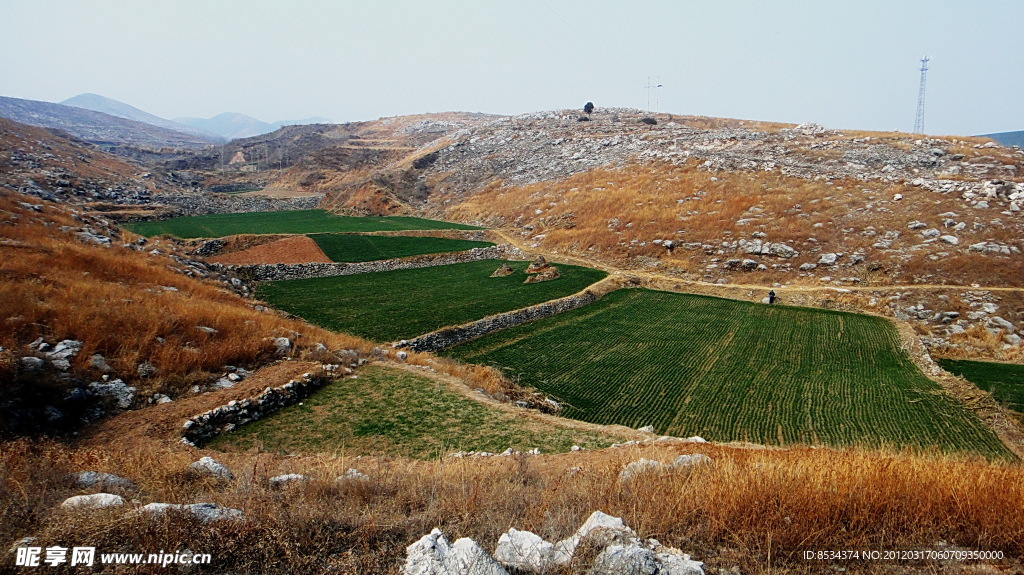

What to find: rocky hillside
left=0, top=96, right=216, bottom=150
left=163, top=113, right=502, bottom=212
left=316, top=107, right=1024, bottom=360
left=0, top=117, right=175, bottom=206
left=310, top=107, right=1024, bottom=289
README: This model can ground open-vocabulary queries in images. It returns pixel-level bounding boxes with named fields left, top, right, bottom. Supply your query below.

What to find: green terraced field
left=124, top=209, right=482, bottom=238
left=308, top=233, right=493, bottom=262
left=445, top=289, right=1012, bottom=458
left=938, top=358, right=1024, bottom=413
left=207, top=366, right=628, bottom=458
left=255, top=259, right=607, bottom=342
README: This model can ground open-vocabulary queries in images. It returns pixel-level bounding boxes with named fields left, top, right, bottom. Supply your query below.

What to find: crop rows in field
left=446, top=289, right=1011, bottom=458
left=255, top=259, right=608, bottom=342
left=124, top=209, right=481, bottom=238
left=308, top=233, right=493, bottom=263
left=938, top=358, right=1024, bottom=413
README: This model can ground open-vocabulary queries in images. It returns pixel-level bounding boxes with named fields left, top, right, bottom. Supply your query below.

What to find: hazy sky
left=2, top=0, right=1021, bottom=136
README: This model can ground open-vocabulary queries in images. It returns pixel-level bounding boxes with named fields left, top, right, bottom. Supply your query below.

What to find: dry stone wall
left=231, top=244, right=526, bottom=282
left=181, top=371, right=342, bottom=447
left=400, top=289, right=599, bottom=352
left=135, top=193, right=322, bottom=220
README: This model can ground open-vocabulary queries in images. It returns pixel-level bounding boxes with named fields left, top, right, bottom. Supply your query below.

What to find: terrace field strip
left=938, top=358, right=1024, bottom=414
left=446, top=289, right=1012, bottom=458
left=308, top=233, right=493, bottom=262
left=255, top=259, right=608, bottom=342
left=124, top=209, right=481, bottom=238
left=207, top=365, right=625, bottom=458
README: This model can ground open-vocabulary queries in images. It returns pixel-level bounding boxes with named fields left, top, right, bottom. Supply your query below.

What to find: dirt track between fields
left=490, top=229, right=1024, bottom=294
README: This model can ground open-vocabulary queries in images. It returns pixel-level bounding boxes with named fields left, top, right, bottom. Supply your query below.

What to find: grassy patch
left=445, top=289, right=1012, bottom=459
left=308, top=234, right=493, bottom=262
left=124, top=209, right=481, bottom=238
left=255, top=259, right=607, bottom=342
left=938, top=358, right=1024, bottom=413
left=206, top=365, right=624, bottom=458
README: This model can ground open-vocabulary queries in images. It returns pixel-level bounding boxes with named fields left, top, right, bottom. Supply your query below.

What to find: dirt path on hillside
left=490, top=229, right=1024, bottom=294
left=209, top=235, right=333, bottom=265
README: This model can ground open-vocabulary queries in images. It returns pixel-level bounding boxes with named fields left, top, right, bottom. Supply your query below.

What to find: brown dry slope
left=209, top=235, right=333, bottom=265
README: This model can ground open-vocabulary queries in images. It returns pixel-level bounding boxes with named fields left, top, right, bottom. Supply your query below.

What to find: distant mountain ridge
left=0, top=95, right=216, bottom=150
left=174, top=112, right=333, bottom=140
left=60, top=93, right=224, bottom=142
left=981, top=131, right=1024, bottom=148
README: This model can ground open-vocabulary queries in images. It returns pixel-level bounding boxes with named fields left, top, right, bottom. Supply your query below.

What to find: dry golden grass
left=0, top=190, right=373, bottom=400
left=2, top=438, right=1021, bottom=573
left=446, top=161, right=1024, bottom=288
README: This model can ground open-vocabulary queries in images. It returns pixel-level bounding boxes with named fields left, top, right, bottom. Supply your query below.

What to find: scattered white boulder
left=189, top=457, right=234, bottom=481
left=268, top=473, right=308, bottom=489
left=61, top=493, right=125, bottom=510
left=620, top=454, right=713, bottom=481
left=69, top=471, right=135, bottom=490
left=672, top=453, right=712, bottom=468
left=183, top=502, right=244, bottom=523
left=151, top=393, right=173, bottom=404
left=46, top=340, right=83, bottom=370
left=618, top=458, right=664, bottom=482
left=337, top=468, right=370, bottom=482
left=404, top=528, right=508, bottom=575
left=18, top=356, right=45, bottom=372
left=637, top=425, right=655, bottom=433
left=88, top=379, right=135, bottom=410
left=817, top=253, right=838, bottom=266
left=135, top=502, right=243, bottom=523
left=273, top=337, right=293, bottom=356
left=988, top=316, right=1016, bottom=334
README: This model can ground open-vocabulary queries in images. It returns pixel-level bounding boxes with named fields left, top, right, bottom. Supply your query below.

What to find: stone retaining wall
left=400, top=289, right=599, bottom=352
left=230, top=244, right=527, bottom=282
left=143, top=193, right=323, bottom=219
left=181, top=371, right=335, bottom=447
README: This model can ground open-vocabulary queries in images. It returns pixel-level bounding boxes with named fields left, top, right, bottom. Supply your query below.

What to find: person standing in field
left=768, top=290, right=776, bottom=304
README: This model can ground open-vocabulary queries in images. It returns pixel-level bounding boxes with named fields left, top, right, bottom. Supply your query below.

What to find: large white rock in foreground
left=591, top=543, right=704, bottom=575
left=493, top=528, right=561, bottom=572
left=404, top=528, right=508, bottom=575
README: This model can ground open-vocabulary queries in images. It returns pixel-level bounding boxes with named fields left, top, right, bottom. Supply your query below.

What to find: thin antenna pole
left=914, top=56, right=929, bottom=134
left=645, top=76, right=664, bottom=113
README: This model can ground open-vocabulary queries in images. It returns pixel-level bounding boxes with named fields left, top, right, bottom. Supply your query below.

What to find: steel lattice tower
left=914, top=56, right=930, bottom=134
